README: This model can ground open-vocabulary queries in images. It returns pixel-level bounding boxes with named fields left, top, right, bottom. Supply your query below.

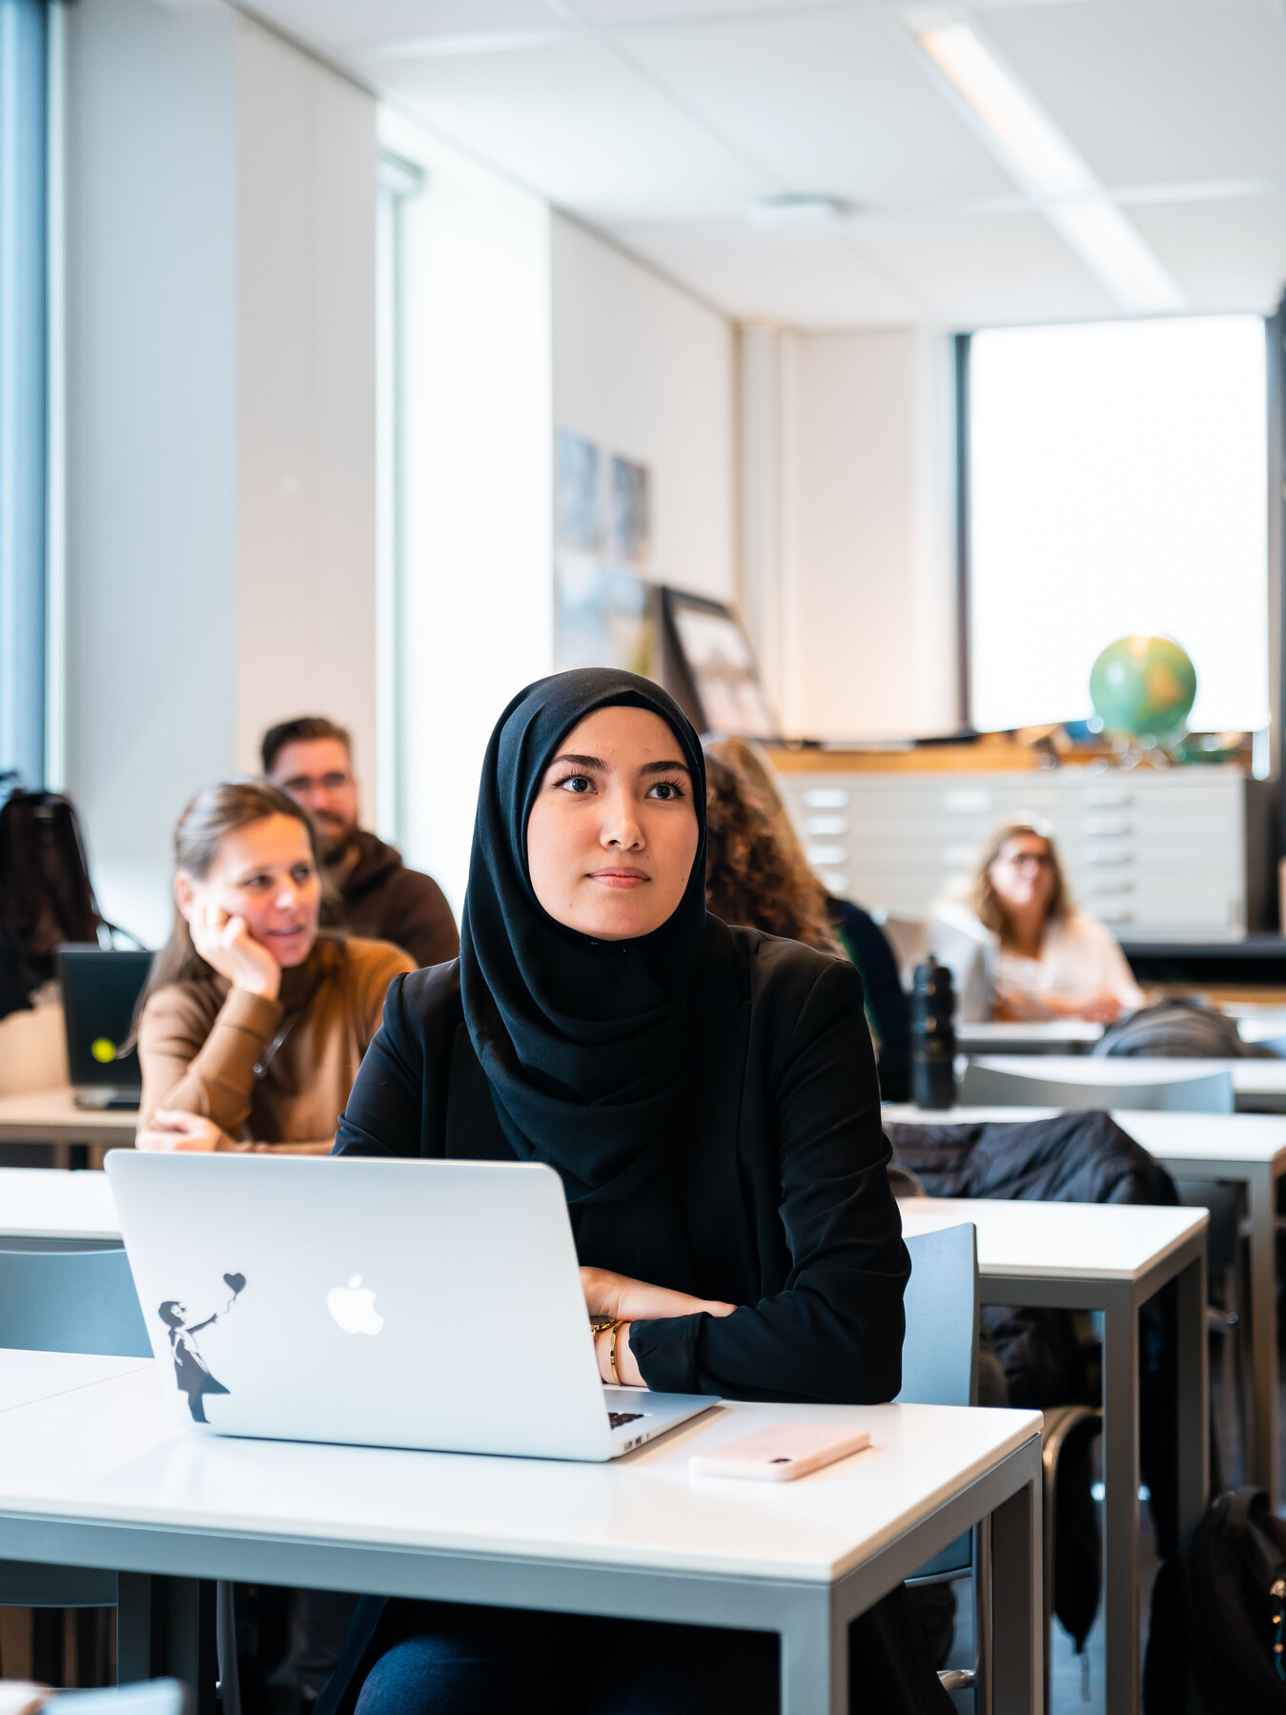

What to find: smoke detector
left=747, top=193, right=857, bottom=228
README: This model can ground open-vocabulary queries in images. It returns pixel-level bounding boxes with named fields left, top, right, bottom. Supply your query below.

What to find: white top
left=0, top=1358, right=1040, bottom=1585
left=0, top=1168, right=120, bottom=1240
left=987, top=909, right=1144, bottom=1018
left=884, top=1104, right=1286, bottom=1169
left=898, top=1198, right=1207, bottom=1282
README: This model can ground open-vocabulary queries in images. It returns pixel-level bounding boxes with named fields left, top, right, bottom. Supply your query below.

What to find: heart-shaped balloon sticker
left=223, top=1272, right=246, bottom=1296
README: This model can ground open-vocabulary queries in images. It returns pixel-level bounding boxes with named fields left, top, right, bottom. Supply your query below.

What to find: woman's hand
left=189, top=901, right=281, bottom=999
left=580, top=1266, right=736, bottom=1323
left=136, top=1110, right=234, bottom=1152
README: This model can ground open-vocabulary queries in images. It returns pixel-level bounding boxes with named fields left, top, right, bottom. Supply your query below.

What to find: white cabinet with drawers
left=777, top=765, right=1248, bottom=941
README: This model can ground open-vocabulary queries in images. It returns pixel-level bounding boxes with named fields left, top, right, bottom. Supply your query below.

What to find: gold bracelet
left=608, top=1319, right=626, bottom=1387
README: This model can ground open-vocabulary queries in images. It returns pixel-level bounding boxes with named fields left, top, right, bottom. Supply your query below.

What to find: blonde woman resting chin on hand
left=133, top=779, right=413, bottom=1156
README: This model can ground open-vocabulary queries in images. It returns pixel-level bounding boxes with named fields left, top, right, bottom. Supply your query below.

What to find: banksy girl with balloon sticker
left=158, top=1271, right=246, bottom=1423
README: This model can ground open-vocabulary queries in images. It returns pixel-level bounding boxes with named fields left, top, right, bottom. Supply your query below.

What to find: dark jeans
left=351, top=1592, right=953, bottom=1715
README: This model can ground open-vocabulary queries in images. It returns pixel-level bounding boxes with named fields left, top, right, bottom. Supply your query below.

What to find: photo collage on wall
left=553, top=428, right=657, bottom=676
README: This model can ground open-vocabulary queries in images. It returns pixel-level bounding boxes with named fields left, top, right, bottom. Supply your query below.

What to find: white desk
left=899, top=1196, right=1207, bottom=1715
left=969, top=1051, right=1286, bottom=1112
left=889, top=1101, right=1286, bottom=1508
left=0, top=1168, right=120, bottom=1246
left=0, top=1347, right=149, bottom=1414
left=0, top=1359, right=1042, bottom=1715
left=957, top=1019, right=1105, bottom=1053
left=0, top=1088, right=138, bottom=1169
left=958, top=1017, right=1286, bottom=1055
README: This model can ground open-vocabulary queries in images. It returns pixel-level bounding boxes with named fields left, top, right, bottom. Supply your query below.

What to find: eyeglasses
left=279, top=772, right=353, bottom=794
left=998, top=850, right=1054, bottom=871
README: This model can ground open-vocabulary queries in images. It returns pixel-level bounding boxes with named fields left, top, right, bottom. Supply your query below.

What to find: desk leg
left=988, top=1471, right=1042, bottom=1715
left=1247, top=1165, right=1280, bottom=1510
left=780, top=1591, right=847, bottom=1715
left=1175, top=1250, right=1210, bottom=1536
left=117, top=1573, right=217, bottom=1715
left=1102, top=1287, right=1140, bottom=1715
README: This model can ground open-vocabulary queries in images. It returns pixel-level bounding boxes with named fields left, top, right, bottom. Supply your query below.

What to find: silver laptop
left=105, top=1152, right=717, bottom=1461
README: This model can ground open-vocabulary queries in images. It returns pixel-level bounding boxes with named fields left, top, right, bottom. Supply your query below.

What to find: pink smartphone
left=689, top=1421, right=872, bottom=1482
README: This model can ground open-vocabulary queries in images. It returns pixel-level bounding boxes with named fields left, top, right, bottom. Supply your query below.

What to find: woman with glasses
left=947, top=820, right=1143, bottom=1023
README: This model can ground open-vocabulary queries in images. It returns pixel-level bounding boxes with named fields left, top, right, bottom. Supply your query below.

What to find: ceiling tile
left=614, top=8, right=1017, bottom=205
left=861, top=210, right=1120, bottom=325
left=378, top=35, right=767, bottom=218
left=244, top=1, right=563, bottom=57
left=984, top=0, right=1286, bottom=187
left=606, top=217, right=921, bottom=323
left=1128, top=190, right=1286, bottom=313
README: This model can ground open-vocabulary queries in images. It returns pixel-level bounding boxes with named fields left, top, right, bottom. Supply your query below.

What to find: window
left=0, top=0, right=49, bottom=787
left=965, top=316, right=1269, bottom=735
left=374, top=151, right=425, bottom=843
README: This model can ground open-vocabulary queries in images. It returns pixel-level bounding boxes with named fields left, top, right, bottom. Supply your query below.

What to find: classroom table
left=0, top=1347, right=149, bottom=1412
left=956, top=1015, right=1286, bottom=1056
left=886, top=1103, right=1286, bottom=1509
left=899, top=1197, right=1207, bottom=1715
left=956, top=1019, right=1105, bottom=1053
left=969, top=1051, right=1286, bottom=1112
left=0, top=1167, right=120, bottom=1247
left=0, top=1087, right=138, bottom=1169
left=0, top=1358, right=1042, bottom=1715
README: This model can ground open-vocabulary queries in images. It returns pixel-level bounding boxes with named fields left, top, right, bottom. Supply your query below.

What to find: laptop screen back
left=58, top=946, right=153, bottom=1090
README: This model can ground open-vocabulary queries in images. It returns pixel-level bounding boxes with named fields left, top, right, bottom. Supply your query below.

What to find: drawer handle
left=943, top=790, right=990, bottom=813
left=802, top=790, right=849, bottom=808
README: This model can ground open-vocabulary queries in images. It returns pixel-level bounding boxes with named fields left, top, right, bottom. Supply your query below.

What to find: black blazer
left=318, top=920, right=909, bottom=1715
left=335, top=917, right=908, bottom=1403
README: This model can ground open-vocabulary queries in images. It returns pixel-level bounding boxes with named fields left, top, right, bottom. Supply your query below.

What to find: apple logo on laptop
left=326, top=1274, right=384, bottom=1336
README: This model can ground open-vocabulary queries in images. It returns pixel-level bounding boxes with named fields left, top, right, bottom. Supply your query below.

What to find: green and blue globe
left=1089, top=635, right=1197, bottom=746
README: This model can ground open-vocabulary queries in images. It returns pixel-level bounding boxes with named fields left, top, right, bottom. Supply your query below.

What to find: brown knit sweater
left=137, top=934, right=414, bottom=1154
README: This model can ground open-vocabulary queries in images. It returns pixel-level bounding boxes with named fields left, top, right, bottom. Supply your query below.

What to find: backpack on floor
left=1144, top=1487, right=1286, bottom=1713
left=1094, top=997, right=1255, bottom=1060
left=0, top=783, right=109, bottom=1016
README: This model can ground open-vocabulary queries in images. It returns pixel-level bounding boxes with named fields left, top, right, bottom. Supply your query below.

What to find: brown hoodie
left=322, top=829, right=458, bottom=970
left=137, top=933, right=414, bottom=1153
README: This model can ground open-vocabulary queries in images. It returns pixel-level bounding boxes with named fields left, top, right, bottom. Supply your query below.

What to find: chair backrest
left=897, top=1222, right=978, bottom=1408
left=0, top=1245, right=150, bottom=1356
left=875, top=914, right=929, bottom=987
left=959, top=1060, right=1235, bottom=1114
left=897, top=1221, right=979, bottom=1586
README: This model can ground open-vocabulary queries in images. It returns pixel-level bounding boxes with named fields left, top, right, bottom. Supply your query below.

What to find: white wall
left=741, top=325, right=958, bottom=741
left=379, top=107, right=553, bottom=918
left=61, top=0, right=377, bottom=946
left=233, top=19, right=377, bottom=779
left=552, top=217, right=736, bottom=606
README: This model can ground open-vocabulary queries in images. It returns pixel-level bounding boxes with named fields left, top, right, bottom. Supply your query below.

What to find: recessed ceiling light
left=748, top=193, right=857, bottom=229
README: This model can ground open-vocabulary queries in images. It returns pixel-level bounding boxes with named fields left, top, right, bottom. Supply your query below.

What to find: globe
left=1089, top=635, right=1197, bottom=746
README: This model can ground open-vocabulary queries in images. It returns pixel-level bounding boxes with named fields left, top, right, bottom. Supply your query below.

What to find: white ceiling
left=240, top=0, right=1286, bottom=329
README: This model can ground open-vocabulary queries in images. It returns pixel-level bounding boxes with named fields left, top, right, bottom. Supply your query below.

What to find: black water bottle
left=911, top=954, right=958, bottom=1110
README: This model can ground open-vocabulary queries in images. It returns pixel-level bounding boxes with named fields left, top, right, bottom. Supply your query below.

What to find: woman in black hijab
left=323, top=668, right=937, bottom=1715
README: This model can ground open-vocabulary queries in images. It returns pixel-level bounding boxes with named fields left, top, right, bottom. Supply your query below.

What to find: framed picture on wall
left=554, top=430, right=658, bottom=676
left=660, top=589, right=778, bottom=738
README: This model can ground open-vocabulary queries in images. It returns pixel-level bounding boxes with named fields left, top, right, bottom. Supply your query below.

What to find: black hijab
left=459, top=668, right=708, bottom=1206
